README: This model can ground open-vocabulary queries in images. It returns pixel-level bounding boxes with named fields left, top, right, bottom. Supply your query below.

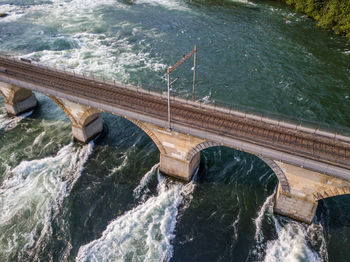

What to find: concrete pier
left=274, top=184, right=318, bottom=224
left=49, top=97, right=103, bottom=143
left=0, top=82, right=37, bottom=115
left=160, top=152, right=200, bottom=181
left=72, top=115, right=103, bottom=143
left=129, top=119, right=206, bottom=181
left=5, top=93, right=37, bottom=115
left=272, top=161, right=350, bottom=223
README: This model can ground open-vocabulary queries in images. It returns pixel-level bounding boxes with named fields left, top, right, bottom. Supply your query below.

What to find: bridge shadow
left=315, top=194, right=350, bottom=261
left=171, top=146, right=278, bottom=261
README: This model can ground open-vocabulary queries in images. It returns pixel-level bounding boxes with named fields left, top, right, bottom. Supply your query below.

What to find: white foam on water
left=0, top=4, right=26, bottom=22
left=109, top=140, right=143, bottom=175
left=135, top=0, right=190, bottom=11
left=23, top=33, right=167, bottom=85
left=198, top=91, right=212, bottom=104
left=32, top=131, right=46, bottom=147
left=6, top=0, right=167, bottom=82
left=133, top=163, right=160, bottom=201
left=3, top=0, right=119, bottom=25
left=248, top=189, right=275, bottom=260
left=264, top=218, right=322, bottom=262
left=110, top=153, right=129, bottom=174
left=0, top=110, right=33, bottom=131
left=250, top=187, right=327, bottom=262
left=3, top=0, right=167, bottom=83
left=306, top=222, right=328, bottom=262
left=229, top=0, right=257, bottom=6
left=253, top=189, right=275, bottom=243
left=232, top=209, right=240, bottom=240
left=0, top=142, right=94, bottom=260
left=27, top=30, right=167, bottom=82
left=76, top=174, right=195, bottom=262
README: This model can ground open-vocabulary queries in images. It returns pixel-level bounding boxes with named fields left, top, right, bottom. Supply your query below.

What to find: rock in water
left=0, top=13, right=9, bottom=18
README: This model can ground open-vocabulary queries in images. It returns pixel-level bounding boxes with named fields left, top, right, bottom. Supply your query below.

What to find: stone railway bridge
left=1, top=55, right=350, bottom=224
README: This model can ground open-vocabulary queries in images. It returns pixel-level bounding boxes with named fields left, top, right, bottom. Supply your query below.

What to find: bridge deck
left=0, top=56, right=350, bottom=176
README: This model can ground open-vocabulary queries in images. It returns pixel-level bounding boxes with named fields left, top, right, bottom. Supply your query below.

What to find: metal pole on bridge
left=192, top=44, right=197, bottom=101
left=167, top=67, right=171, bottom=130
left=166, top=45, right=197, bottom=130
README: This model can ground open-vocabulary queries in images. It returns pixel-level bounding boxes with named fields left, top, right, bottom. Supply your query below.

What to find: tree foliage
left=281, top=0, right=350, bottom=39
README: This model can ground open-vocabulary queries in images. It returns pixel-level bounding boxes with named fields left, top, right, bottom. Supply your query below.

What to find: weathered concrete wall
left=273, top=161, right=350, bottom=223
left=0, top=82, right=37, bottom=115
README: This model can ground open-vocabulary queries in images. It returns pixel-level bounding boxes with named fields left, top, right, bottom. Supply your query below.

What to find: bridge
left=0, top=55, right=350, bottom=224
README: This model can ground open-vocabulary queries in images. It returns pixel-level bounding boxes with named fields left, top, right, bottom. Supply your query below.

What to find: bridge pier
left=129, top=119, right=205, bottom=181
left=0, top=82, right=37, bottom=115
left=72, top=116, right=103, bottom=143
left=271, top=161, right=350, bottom=224
left=160, top=152, right=200, bottom=181
left=50, top=97, right=103, bottom=143
left=274, top=183, right=318, bottom=224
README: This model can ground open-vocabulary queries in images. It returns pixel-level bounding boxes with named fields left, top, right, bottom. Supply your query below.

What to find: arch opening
left=47, top=96, right=103, bottom=143
left=48, top=96, right=78, bottom=125
left=126, top=117, right=166, bottom=155
left=185, top=141, right=290, bottom=193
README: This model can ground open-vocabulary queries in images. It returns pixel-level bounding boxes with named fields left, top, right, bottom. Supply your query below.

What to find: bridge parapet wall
left=0, top=81, right=37, bottom=115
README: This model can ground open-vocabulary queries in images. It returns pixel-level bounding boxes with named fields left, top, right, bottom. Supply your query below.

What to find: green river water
left=0, top=0, right=350, bottom=261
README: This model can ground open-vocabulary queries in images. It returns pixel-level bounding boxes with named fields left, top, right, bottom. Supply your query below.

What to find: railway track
left=0, top=56, right=350, bottom=170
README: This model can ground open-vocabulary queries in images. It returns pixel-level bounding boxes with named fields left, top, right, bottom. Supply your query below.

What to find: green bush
left=280, top=0, right=350, bottom=39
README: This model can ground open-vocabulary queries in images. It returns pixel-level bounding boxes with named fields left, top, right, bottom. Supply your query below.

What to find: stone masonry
left=0, top=82, right=37, bottom=115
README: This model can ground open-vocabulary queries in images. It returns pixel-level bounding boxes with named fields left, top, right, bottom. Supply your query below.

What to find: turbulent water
left=1, top=0, right=350, bottom=261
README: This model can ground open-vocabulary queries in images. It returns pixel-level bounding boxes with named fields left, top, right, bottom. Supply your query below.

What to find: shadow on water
left=316, top=195, right=350, bottom=262
left=171, top=147, right=278, bottom=262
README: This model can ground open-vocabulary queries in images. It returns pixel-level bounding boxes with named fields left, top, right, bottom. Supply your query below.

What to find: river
left=0, top=0, right=350, bottom=261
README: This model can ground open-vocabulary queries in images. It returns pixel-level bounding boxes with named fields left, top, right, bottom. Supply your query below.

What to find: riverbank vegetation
left=280, top=0, right=350, bottom=39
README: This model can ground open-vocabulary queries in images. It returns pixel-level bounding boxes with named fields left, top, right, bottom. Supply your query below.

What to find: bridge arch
left=0, top=89, right=7, bottom=103
left=48, top=96, right=101, bottom=126
left=185, top=141, right=220, bottom=161
left=185, top=141, right=290, bottom=192
left=47, top=96, right=103, bottom=142
left=258, top=157, right=290, bottom=193
left=49, top=95, right=78, bottom=125
left=126, top=118, right=166, bottom=155
left=313, top=186, right=350, bottom=201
